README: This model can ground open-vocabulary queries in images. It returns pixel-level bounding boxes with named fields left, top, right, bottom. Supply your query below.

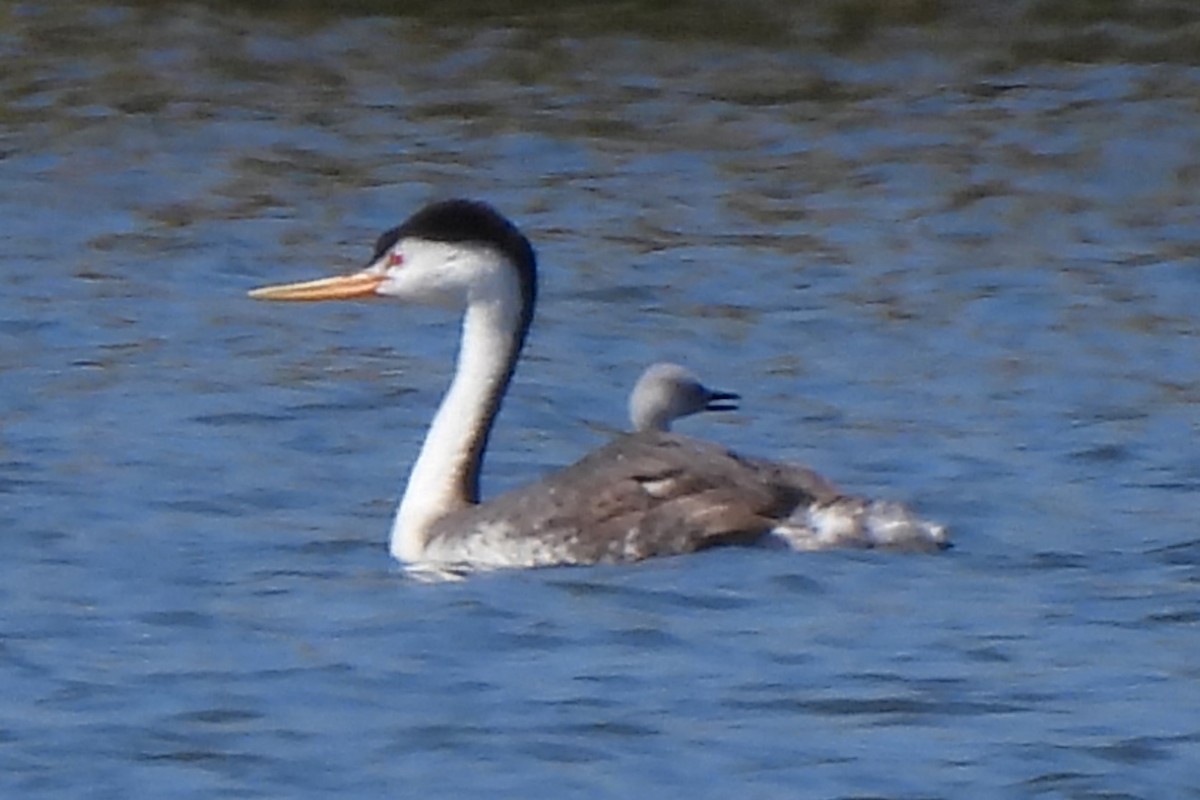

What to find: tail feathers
left=770, top=496, right=950, bottom=553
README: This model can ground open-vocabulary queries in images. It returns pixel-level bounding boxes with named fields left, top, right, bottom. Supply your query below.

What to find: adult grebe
left=250, top=199, right=948, bottom=568
left=629, top=363, right=739, bottom=432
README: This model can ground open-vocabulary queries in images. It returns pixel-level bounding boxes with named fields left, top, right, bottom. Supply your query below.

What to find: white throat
left=389, top=268, right=524, bottom=562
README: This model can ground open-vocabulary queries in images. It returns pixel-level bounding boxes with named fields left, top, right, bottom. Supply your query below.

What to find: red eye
left=387, top=252, right=403, bottom=268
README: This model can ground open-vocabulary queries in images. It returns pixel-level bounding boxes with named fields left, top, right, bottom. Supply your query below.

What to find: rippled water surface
left=3, top=1, right=1200, bottom=796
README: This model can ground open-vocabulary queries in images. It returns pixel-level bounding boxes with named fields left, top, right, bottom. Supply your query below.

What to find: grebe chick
left=629, top=362, right=739, bottom=432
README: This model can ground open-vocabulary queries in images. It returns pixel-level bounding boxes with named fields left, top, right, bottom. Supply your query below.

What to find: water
left=3, top=1, right=1200, bottom=796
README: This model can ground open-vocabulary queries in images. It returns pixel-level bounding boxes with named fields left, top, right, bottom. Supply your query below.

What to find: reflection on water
left=2, top=1, right=1199, bottom=797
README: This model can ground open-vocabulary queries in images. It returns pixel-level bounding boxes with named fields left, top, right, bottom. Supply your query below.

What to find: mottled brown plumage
left=420, top=432, right=843, bottom=567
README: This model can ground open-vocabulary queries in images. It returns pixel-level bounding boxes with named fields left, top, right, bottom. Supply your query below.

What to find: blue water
left=3, top=2, right=1200, bottom=797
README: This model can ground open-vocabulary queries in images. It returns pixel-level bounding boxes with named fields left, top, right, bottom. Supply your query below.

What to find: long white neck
left=390, top=286, right=524, bottom=562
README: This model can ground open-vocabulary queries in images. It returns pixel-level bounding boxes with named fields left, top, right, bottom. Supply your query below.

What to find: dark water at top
left=2, top=1, right=1199, bottom=797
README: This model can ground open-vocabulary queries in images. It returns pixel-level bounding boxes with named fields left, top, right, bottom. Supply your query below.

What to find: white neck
left=635, top=407, right=672, bottom=432
left=390, top=281, right=524, bottom=562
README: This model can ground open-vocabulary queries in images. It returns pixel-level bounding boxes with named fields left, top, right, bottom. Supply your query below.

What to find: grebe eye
left=387, top=252, right=403, bottom=268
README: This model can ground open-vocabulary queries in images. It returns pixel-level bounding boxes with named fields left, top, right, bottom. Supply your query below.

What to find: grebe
left=250, top=199, right=948, bottom=569
left=629, top=362, right=739, bottom=432
left=624, top=363, right=950, bottom=552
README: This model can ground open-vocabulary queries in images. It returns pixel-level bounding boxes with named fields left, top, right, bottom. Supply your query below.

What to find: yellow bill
left=248, top=270, right=384, bottom=302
